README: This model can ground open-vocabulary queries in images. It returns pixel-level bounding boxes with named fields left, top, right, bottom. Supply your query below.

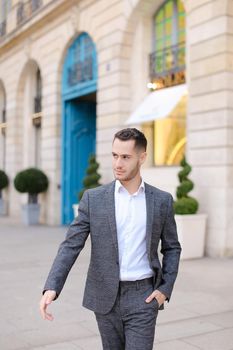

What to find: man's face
left=112, top=138, right=146, bottom=182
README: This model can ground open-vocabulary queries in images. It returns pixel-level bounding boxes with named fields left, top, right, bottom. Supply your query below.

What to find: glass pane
left=153, top=94, right=187, bottom=166
left=165, top=20, right=172, bottom=36
left=165, top=50, right=173, bottom=70
left=165, top=36, right=172, bottom=47
left=178, top=14, right=185, bottom=30
left=156, top=8, right=164, bottom=23
left=178, top=0, right=185, bottom=14
left=178, top=47, right=185, bottom=66
left=153, top=0, right=186, bottom=73
left=156, top=39, right=164, bottom=51
left=178, top=31, right=185, bottom=43
left=155, top=63, right=162, bottom=74
left=155, top=59, right=163, bottom=73
left=156, top=23, right=163, bottom=39
left=165, top=1, right=173, bottom=19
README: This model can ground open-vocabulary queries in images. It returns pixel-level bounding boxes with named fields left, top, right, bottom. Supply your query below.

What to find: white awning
left=126, top=84, right=187, bottom=125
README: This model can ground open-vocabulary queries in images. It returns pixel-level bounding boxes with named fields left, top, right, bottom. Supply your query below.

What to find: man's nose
left=116, top=158, right=123, bottom=167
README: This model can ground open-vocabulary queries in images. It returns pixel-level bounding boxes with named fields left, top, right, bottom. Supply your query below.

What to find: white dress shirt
left=114, top=179, right=154, bottom=281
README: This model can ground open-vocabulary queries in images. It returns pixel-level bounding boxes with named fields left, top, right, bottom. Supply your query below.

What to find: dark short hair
left=113, top=128, right=147, bottom=151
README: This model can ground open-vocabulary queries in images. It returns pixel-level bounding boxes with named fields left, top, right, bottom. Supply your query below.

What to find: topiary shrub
left=173, top=157, right=198, bottom=215
left=14, top=167, right=49, bottom=204
left=0, top=170, right=9, bottom=199
left=78, top=154, right=101, bottom=201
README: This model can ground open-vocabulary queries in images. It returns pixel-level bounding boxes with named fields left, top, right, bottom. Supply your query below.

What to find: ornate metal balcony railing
left=17, top=0, right=43, bottom=26
left=0, top=21, right=6, bottom=37
left=149, top=42, right=186, bottom=80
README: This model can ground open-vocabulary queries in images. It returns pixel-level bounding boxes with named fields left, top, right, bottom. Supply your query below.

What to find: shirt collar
left=115, top=179, right=145, bottom=195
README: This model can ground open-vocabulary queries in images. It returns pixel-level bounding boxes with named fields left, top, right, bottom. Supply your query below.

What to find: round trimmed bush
left=14, top=168, right=49, bottom=203
left=173, top=197, right=198, bottom=215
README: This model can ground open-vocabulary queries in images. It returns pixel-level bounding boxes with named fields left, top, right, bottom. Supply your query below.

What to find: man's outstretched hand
left=39, top=290, right=57, bottom=321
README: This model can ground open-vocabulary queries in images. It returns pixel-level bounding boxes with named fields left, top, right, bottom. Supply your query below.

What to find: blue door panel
left=62, top=100, right=96, bottom=224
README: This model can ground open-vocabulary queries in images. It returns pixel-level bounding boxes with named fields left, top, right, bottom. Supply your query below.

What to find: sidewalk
left=0, top=217, right=233, bottom=350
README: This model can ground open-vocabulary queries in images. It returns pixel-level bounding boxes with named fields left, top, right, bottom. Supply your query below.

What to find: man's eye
left=123, top=156, right=129, bottom=159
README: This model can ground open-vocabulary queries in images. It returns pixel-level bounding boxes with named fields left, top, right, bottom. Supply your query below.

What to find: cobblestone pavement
left=0, top=217, right=233, bottom=350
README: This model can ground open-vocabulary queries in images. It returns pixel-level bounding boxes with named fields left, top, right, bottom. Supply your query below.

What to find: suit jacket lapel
left=145, top=183, right=154, bottom=259
left=105, top=181, right=119, bottom=256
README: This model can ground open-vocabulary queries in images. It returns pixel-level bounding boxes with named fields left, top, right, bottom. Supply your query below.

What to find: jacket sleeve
left=43, top=190, right=90, bottom=299
left=156, top=194, right=182, bottom=302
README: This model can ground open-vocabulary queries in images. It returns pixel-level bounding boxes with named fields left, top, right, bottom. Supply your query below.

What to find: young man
left=40, top=128, right=181, bottom=350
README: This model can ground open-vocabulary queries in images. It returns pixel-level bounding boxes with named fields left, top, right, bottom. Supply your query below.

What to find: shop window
left=154, top=94, right=186, bottom=166
left=147, top=0, right=186, bottom=166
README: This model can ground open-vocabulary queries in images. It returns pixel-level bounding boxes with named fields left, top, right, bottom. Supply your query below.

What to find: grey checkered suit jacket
left=43, top=180, right=181, bottom=314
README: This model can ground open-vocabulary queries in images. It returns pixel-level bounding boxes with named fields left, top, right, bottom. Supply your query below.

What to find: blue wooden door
left=62, top=99, right=96, bottom=224
left=61, top=32, right=97, bottom=224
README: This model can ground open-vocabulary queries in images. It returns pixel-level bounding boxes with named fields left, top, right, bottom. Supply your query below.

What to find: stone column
left=95, top=2, right=134, bottom=183
left=185, top=0, right=233, bottom=256
left=40, top=66, right=61, bottom=226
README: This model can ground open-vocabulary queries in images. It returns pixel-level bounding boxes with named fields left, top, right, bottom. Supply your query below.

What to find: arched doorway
left=61, top=32, right=97, bottom=224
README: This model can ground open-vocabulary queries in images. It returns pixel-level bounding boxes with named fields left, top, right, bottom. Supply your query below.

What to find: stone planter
left=72, top=204, right=79, bottom=218
left=175, top=214, right=207, bottom=260
left=22, top=203, right=40, bottom=225
left=0, top=198, right=8, bottom=216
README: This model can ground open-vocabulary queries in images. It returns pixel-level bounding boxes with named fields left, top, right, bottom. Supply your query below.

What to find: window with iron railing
left=32, top=68, right=42, bottom=167
left=149, top=0, right=185, bottom=89
left=67, top=35, right=95, bottom=87
left=35, top=68, right=42, bottom=112
left=150, top=41, right=185, bottom=81
left=1, top=109, right=6, bottom=136
left=32, top=68, right=42, bottom=128
left=17, top=0, right=43, bottom=26
left=0, top=0, right=11, bottom=37
left=145, top=0, right=186, bottom=167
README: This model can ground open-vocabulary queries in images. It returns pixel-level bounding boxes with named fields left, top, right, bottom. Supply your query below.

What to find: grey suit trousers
left=94, top=277, right=159, bottom=350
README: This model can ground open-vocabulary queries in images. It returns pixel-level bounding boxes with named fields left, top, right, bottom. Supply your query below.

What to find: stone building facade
left=0, top=0, right=233, bottom=257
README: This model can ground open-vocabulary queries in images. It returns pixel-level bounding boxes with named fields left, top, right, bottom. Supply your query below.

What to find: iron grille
left=149, top=42, right=185, bottom=80
left=68, top=57, right=93, bottom=86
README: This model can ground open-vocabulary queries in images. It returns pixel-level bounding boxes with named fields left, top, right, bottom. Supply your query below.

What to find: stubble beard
left=115, top=162, right=140, bottom=182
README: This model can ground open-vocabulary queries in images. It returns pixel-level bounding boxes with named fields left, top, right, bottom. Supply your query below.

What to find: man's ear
left=140, top=151, right=147, bottom=165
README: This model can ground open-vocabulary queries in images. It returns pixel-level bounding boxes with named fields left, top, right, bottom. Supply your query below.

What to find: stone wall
left=185, top=0, right=233, bottom=256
